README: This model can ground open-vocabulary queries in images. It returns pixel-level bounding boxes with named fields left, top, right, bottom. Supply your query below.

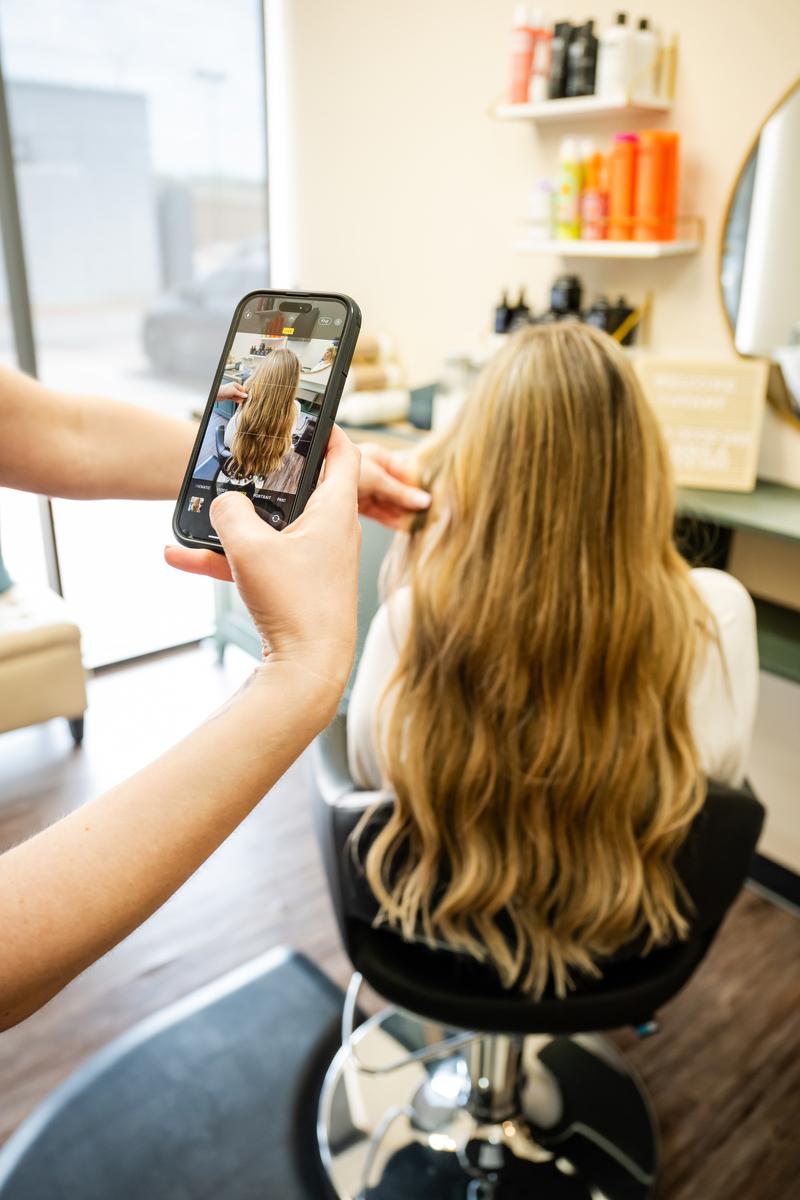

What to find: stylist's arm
left=0, top=427, right=360, bottom=1032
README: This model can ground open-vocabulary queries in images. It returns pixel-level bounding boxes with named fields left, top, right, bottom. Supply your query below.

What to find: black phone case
left=171, top=289, right=361, bottom=553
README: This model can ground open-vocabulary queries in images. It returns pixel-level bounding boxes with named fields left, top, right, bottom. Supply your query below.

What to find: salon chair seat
left=310, top=714, right=764, bottom=1200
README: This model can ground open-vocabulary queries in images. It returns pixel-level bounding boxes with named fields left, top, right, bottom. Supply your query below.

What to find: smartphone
left=173, top=290, right=361, bottom=550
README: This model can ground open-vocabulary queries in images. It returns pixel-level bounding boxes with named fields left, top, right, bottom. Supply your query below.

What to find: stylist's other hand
left=217, top=381, right=248, bottom=402
left=357, top=442, right=430, bottom=530
left=165, top=426, right=361, bottom=709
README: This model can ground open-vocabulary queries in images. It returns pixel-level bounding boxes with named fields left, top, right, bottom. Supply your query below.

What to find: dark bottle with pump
left=508, top=288, right=532, bottom=331
left=495, top=291, right=511, bottom=334
left=565, top=20, right=598, bottom=97
left=584, top=295, right=612, bottom=333
left=550, top=274, right=583, bottom=316
left=548, top=22, right=573, bottom=99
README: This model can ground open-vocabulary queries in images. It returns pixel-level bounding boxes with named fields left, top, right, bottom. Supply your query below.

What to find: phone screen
left=176, top=293, right=350, bottom=541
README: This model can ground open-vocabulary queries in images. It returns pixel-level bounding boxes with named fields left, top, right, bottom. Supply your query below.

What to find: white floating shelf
left=494, top=96, right=670, bottom=122
left=516, top=238, right=700, bottom=259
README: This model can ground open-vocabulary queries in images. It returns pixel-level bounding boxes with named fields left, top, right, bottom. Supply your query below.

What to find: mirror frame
left=718, top=75, right=800, bottom=433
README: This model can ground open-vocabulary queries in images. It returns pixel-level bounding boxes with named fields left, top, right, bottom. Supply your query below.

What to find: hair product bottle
left=509, top=4, right=535, bottom=104
left=634, top=130, right=679, bottom=240
left=556, top=137, right=583, bottom=239
left=595, top=12, right=636, bottom=102
left=565, top=20, right=598, bottom=97
left=631, top=18, right=661, bottom=102
left=508, top=288, right=532, bottom=331
left=529, top=179, right=555, bottom=240
left=548, top=22, right=573, bottom=99
left=608, top=132, right=638, bottom=239
left=581, top=151, right=609, bottom=239
left=495, top=291, right=512, bottom=333
left=529, top=13, right=552, bottom=103
left=550, top=274, right=583, bottom=316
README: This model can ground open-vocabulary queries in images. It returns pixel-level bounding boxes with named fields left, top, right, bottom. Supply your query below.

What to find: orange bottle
left=659, top=131, right=680, bottom=239
left=608, top=133, right=638, bottom=240
left=580, top=151, right=608, bottom=240
left=509, top=4, right=536, bottom=104
left=634, top=131, right=680, bottom=240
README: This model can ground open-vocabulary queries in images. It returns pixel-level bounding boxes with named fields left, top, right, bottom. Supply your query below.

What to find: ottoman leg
left=67, top=716, right=85, bottom=746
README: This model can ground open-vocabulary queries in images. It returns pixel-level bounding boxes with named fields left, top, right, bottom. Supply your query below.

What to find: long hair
left=228, top=349, right=300, bottom=478
left=360, top=323, right=713, bottom=997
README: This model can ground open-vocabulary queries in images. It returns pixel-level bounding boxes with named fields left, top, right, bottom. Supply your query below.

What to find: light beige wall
left=267, top=0, right=799, bottom=383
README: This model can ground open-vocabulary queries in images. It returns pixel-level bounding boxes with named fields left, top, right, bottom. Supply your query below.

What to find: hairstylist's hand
left=165, top=426, right=361, bottom=705
left=217, top=381, right=248, bottom=402
left=357, top=442, right=430, bottom=530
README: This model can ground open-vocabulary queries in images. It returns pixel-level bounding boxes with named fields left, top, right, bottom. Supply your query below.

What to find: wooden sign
left=634, top=356, right=769, bottom=491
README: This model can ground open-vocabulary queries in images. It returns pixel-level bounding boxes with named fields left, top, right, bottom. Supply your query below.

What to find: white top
left=347, top=568, right=759, bottom=792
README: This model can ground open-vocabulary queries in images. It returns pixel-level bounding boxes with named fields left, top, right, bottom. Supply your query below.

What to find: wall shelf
left=516, top=238, right=700, bottom=259
left=494, top=96, right=671, bottom=123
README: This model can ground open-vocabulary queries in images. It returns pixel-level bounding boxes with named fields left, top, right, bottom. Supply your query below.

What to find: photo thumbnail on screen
left=178, top=295, right=347, bottom=539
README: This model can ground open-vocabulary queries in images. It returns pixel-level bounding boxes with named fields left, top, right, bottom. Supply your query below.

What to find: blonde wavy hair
left=227, top=348, right=300, bottom=478
left=360, top=323, right=713, bottom=998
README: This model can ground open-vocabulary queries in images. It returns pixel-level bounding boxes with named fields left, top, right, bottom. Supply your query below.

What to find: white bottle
left=631, top=18, right=661, bottom=103
left=595, top=12, right=636, bottom=103
left=528, top=6, right=550, bottom=103
left=529, top=179, right=555, bottom=241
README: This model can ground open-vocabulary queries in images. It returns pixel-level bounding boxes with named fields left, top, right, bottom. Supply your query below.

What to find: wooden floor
left=1, top=644, right=799, bottom=1198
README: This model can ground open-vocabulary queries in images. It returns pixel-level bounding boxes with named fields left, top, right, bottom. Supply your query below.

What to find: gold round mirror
left=719, top=77, right=800, bottom=431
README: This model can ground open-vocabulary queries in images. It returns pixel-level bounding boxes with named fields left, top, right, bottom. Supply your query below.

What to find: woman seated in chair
left=347, top=323, right=758, bottom=998
left=223, top=347, right=302, bottom=479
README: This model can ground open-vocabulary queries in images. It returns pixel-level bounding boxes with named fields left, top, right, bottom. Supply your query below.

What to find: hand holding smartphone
left=173, top=290, right=361, bottom=550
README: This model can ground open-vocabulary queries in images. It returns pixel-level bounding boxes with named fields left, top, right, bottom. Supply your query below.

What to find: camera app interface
left=178, top=295, right=348, bottom=540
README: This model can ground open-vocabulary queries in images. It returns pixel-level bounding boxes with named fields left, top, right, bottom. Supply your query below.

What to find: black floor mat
left=0, top=948, right=343, bottom=1200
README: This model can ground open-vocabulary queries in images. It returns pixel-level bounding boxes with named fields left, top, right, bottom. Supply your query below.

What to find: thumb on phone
left=209, top=491, right=274, bottom=566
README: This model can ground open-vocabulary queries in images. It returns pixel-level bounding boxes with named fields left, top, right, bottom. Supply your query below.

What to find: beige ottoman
left=0, top=583, right=88, bottom=745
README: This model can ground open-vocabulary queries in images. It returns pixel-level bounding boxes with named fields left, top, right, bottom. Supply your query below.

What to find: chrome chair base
left=317, top=1002, right=658, bottom=1199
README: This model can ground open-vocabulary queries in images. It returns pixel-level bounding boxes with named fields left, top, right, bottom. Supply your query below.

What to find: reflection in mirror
left=720, top=81, right=800, bottom=420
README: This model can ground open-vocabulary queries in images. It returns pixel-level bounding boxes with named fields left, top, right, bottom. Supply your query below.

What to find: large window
left=0, top=0, right=268, bottom=664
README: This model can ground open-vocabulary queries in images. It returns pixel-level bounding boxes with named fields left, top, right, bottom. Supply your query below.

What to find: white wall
left=266, top=0, right=800, bottom=383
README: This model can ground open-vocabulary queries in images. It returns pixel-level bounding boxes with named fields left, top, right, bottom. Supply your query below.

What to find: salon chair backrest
left=311, top=714, right=765, bottom=1036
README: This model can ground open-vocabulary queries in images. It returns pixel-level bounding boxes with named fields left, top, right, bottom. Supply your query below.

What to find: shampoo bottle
left=581, top=151, right=609, bottom=240
left=595, top=12, right=636, bottom=102
left=565, top=20, right=598, bottom=97
left=548, top=22, right=573, bottom=99
left=631, top=18, right=661, bottom=103
left=608, top=132, right=638, bottom=240
left=556, top=137, right=583, bottom=240
left=529, top=11, right=553, bottom=103
left=529, top=179, right=555, bottom=240
left=634, top=130, right=679, bottom=240
left=509, top=4, right=535, bottom=104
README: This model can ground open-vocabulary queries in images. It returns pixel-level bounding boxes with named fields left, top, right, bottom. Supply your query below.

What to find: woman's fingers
left=164, top=544, right=233, bottom=581
left=355, top=441, right=430, bottom=528
left=375, top=469, right=430, bottom=512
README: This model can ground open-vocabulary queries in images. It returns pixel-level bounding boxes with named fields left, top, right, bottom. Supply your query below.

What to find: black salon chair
left=293, top=413, right=317, bottom=458
left=215, top=420, right=233, bottom=474
left=311, top=713, right=764, bottom=1200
